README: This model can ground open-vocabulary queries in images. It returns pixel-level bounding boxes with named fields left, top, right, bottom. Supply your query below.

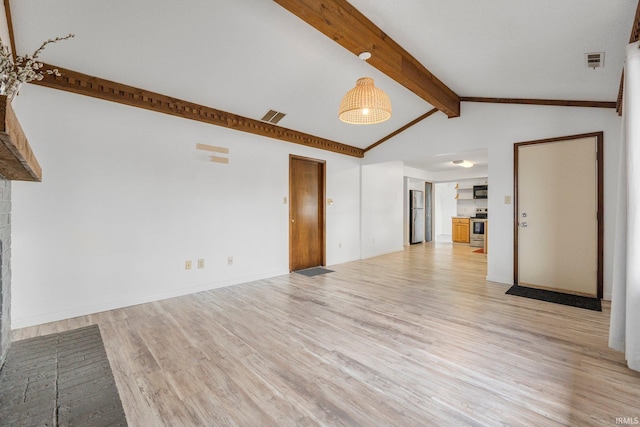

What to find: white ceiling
left=9, top=0, right=637, bottom=170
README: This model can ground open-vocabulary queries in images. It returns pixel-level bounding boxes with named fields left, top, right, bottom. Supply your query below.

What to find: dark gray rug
left=294, top=267, right=334, bottom=277
left=506, top=285, right=602, bottom=311
left=0, top=325, right=128, bottom=426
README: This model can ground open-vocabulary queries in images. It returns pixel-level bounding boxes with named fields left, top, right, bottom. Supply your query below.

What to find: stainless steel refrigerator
left=410, top=190, right=424, bottom=244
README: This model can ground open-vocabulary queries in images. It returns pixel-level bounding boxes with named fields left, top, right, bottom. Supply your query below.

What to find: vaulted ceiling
left=6, top=0, right=638, bottom=162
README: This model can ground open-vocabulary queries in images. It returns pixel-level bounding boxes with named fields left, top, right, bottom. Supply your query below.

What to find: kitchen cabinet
left=455, top=183, right=473, bottom=200
left=452, top=217, right=470, bottom=243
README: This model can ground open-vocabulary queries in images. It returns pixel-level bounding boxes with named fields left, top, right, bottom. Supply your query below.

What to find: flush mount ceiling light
left=338, top=52, right=392, bottom=125
left=452, top=160, right=474, bottom=168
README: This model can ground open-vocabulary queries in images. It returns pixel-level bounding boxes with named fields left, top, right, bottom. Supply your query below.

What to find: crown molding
left=31, top=64, right=364, bottom=158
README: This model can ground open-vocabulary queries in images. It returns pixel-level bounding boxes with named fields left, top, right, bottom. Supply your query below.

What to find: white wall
left=455, top=178, right=488, bottom=217
left=10, top=88, right=623, bottom=328
left=326, top=158, right=362, bottom=264
left=361, top=161, right=404, bottom=258
left=434, top=182, right=457, bottom=242
left=426, top=166, right=489, bottom=183
left=365, top=102, right=621, bottom=295
left=0, top=3, right=10, bottom=53
left=404, top=166, right=434, bottom=182
left=11, top=85, right=362, bottom=327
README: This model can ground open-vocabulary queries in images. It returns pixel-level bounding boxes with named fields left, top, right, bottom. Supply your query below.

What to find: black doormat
left=294, top=267, right=334, bottom=277
left=0, top=325, right=128, bottom=426
left=506, top=285, right=602, bottom=311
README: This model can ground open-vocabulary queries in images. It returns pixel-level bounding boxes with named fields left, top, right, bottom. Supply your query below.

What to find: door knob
left=521, top=213, right=527, bottom=218
left=291, top=219, right=295, bottom=223
left=520, top=222, right=528, bottom=227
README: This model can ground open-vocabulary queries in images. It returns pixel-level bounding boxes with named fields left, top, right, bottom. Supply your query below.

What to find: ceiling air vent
left=585, top=52, right=604, bottom=69
left=260, top=109, right=286, bottom=124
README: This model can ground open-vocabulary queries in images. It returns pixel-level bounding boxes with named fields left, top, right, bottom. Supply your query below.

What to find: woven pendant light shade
left=338, top=77, right=392, bottom=125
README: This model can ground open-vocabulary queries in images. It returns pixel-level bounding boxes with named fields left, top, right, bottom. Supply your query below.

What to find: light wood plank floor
left=13, top=243, right=640, bottom=426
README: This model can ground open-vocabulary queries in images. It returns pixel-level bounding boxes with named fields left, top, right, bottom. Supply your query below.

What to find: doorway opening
left=404, top=178, right=434, bottom=245
left=424, top=182, right=433, bottom=242
left=433, top=182, right=457, bottom=242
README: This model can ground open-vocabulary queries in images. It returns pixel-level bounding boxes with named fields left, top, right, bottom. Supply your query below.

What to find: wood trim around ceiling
left=273, top=0, right=460, bottom=118
left=3, top=0, right=17, bottom=61
left=631, top=0, right=640, bottom=44
left=617, top=70, right=624, bottom=115
left=30, top=64, right=364, bottom=158
left=364, top=108, right=438, bottom=153
left=460, top=97, right=617, bottom=109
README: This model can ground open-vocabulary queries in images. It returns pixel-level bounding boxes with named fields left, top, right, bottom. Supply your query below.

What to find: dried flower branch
left=0, top=33, right=74, bottom=99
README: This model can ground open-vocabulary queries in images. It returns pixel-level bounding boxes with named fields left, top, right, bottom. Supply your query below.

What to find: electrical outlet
left=185, top=260, right=192, bottom=270
left=197, top=259, right=205, bottom=269
left=227, top=256, right=234, bottom=266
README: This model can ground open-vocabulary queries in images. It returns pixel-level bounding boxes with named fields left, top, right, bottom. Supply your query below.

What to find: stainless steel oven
left=470, top=208, right=487, bottom=248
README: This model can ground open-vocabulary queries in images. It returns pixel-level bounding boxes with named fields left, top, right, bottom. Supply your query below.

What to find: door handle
left=520, top=222, right=528, bottom=227
left=291, top=219, right=295, bottom=223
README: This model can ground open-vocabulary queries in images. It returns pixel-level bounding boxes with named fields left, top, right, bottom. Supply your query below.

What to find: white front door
left=516, top=135, right=600, bottom=297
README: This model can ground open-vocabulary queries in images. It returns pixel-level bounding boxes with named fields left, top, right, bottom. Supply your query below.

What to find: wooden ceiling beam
left=365, top=109, right=438, bottom=153
left=2, top=0, right=17, bottom=61
left=362, top=96, right=617, bottom=153
left=461, top=97, right=617, bottom=109
left=30, top=64, right=365, bottom=158
left=273, top=0, right=460, bottom=118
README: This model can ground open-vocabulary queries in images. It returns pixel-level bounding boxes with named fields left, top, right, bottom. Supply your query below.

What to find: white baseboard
left=361, top=247, right=405, bottom=260
left=11, top=269, right=289, bottom=329
left=327, top=255, right=362, bottom=266
left=486, top=275, right=513, bottom=285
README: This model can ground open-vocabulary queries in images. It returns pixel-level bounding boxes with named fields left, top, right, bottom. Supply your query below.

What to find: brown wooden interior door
left=289, top=155, right=325, bottom=271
